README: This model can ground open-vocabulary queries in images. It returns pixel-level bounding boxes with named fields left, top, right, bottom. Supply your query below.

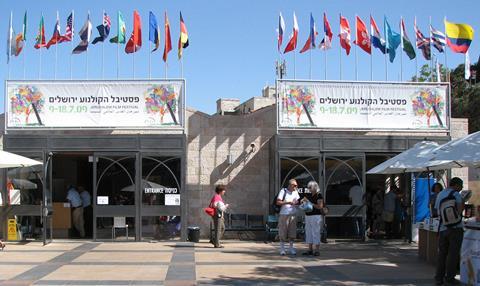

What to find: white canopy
left=367, top=141, right=440, bottom=174
left=0, top=151, right=43, bottom=168
left=428, top=130, right=480, bottom=169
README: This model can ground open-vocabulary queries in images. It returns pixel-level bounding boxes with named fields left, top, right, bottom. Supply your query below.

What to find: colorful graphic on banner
left=6, top=81, right=185, bottom=129
left=278, top=81, right=448, bottom=130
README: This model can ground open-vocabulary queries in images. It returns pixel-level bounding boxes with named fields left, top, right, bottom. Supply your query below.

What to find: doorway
left=51, top=153, right=93, bottom=239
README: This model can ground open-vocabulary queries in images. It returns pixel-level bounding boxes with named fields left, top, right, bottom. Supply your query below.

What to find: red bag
left=204, top=207, right=215, bottom=217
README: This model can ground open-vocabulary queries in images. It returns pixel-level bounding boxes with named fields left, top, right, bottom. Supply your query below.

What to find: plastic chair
left=265, top=215, right=279, bottom=242
left=112, top=217, right=129, bottom=240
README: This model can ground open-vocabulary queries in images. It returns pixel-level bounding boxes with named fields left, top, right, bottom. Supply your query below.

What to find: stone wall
left=185, top=106, right=276, bottom=236
left=450, top=118, right=469, bottom=190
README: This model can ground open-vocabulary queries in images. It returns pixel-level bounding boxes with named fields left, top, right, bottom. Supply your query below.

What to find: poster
left=6, top=80, right=185, bottom=129
left=277, top=81, right=449, bottom=130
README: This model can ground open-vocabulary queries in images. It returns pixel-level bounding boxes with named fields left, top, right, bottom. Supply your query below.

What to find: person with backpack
left=276, top=179, right=300, bottom=255
left=209, top=184, right=229, bottom=248
left=434, top=177, right=465, bottom=286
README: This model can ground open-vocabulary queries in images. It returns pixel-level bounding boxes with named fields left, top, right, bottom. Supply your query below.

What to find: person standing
left=383, top=188, right=396, bottom=239
left=210, top=184, right=229, bottom=248
left=66, top=186, right=85, bottom=238
left=301, top=181, right=324, bottom=256
left=277, top=179, right=300, bottom=255
left=79, top=186, right=92, bottom=237
left=430, top=183, right=444, bottom=218
left=434, top=177, right=465, bottom=286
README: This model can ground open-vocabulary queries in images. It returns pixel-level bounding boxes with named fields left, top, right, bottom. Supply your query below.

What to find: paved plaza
left=0, top=239, right=437, bottom=285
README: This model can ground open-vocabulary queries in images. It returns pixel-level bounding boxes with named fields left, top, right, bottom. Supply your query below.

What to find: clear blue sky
left=1, top=0, right=479, bottom=115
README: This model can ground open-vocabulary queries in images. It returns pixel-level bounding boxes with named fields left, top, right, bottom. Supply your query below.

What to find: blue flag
left=384, top=17, right=401, bottom=63
left=149, top=11, right=160, bottom=52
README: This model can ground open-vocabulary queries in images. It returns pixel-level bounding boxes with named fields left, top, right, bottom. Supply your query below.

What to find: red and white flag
left=60, top=12, right=74, bottom=43
left=283, top=12, right=298, bottom=54
left=355, top=16, right=371, bottom=54
left=339, top=15, right=351, bottom=55
left=320, top=12, right=333, bottom=50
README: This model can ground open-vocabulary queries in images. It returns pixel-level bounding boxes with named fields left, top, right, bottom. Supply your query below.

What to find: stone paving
left=0, top=239, right=436, bottom=285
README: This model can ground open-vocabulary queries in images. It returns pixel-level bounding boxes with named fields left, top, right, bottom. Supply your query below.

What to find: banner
left=6, top=80, right=185, bottom=129
left=277, top=81, right=449, bottom=130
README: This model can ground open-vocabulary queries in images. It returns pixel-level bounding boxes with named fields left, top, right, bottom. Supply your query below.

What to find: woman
left=301, top=181, right=324, bottom=256
left=210, top=184, right=229, bottom=248
left=430, top=183, right=443, bottom=217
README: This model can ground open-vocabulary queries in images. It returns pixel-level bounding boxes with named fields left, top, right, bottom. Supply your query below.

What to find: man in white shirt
left=276, top=179, right=300, bottom=255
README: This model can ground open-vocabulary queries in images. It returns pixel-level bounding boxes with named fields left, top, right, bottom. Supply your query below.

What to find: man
left=277, top=179, right=300, bottom=255
left=79, top=186, right=92, bottom=237
left=434, top=177, right=465, bottom=286
left=66, top=186, right=85, bottom=238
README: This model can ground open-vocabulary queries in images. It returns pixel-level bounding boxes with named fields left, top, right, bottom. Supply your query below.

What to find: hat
left=449, top=177, right=463, bottom=187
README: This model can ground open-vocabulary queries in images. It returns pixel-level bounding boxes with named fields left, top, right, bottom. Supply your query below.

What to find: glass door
left=43, top=153, right=53, bottom=245
left=323, top=153, right=365, bottom=239
left=93, top=153, right=138, bottom=241
left=140, top=155, right=182, bottom=241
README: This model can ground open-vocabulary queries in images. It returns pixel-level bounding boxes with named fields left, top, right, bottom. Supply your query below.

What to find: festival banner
left=6, top=80, right=185, bottom=129
left=277, top=80, right=449, bottom=131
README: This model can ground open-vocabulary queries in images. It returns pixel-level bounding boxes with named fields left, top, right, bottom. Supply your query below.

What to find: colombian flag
left=444, top=20, right=474, bottom=53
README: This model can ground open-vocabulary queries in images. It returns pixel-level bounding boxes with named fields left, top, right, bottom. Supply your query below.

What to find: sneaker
left=280, top=250, right=286, bottom=256
left=444, top=279, right=460, bottom=286
left=289, top=248, right=296, bottom=255
left=313, top=251, right=320, bottom=256
left=302, top=250, right=313, bottom=256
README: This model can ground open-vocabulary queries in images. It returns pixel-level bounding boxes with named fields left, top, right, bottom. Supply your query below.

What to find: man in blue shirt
left=434, top=177, right=464, bottom=286
left=66, top=186, right=85, bottom=238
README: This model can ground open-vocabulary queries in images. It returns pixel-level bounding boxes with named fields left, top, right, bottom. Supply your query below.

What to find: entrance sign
left=277, top=80, right=449, bottom=131
left=6, top=80, right=185, bottom=129
left=97, top=196, right=109, bottom=205
left=165, top=194, right=181, bottom=206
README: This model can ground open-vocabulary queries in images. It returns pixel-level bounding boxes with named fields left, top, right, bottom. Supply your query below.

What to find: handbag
left=204, top=207, right=216, bottom=217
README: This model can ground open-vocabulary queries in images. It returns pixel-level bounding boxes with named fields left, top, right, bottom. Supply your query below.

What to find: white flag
left=465, top=51, right=471, bottom=80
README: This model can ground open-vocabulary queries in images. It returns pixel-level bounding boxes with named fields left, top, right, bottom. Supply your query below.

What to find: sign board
left=277, top=80, right=449, bottom=131
left=97, top=196, right=109, bottom=205
left=165, top=194, right=181, bottom=206
left=7, top=219, right=17, bottom=240
left=6, top=80, right=185, bottom=129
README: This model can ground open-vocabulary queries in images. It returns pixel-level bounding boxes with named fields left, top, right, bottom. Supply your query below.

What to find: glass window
left=280, top=157, right=319, bottom=197
left=142, top=157, right=181, bottom=206
left=96, top=156, right=136, bottom=206
left=325, top=156, right=363, bottom=205
left=142, top=216, right=181, bottom=240
left=7, top=164, right=43, bottom=206
left=96, top=217, right=135, bottom=241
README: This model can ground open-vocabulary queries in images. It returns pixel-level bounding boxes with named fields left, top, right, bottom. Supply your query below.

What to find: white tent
left=367, top=141, right=440, bottom=174
left=428, top=130, right=480, bottom=169
left=0, top=151, right=43, bottom=168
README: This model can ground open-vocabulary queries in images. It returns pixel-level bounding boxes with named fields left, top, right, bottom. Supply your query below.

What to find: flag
left=13, top=32, right=24, bottom=56
left=59, top=12, right=73, bottom=43
left=22, top=11, right=27, bottom=41
left=34, top=15, right=46, bottom=49
left=277, top=12, right=285, bottom=52
left=283, top=12, right=298, bottom=54
left=320, top=13, right=333, bottom=50
left=384, top=17, right=400, bottom=63
left=445, top=20, right=474, bottom=53
left=414, top=18, right=431, bottom=60
left=339, top=15, right=351, bottom=55
left=92, top=12, right=111, bottom=44
left=178, top=12, right=189, bottom=59
left=370, top=15, right=386, bottom=54
left=125, top=10, right=142, bottom=53
left=149, top=11, right=160, bottom=52
left=430, top=25, right=446, bottom=53
left=72, top=14, right=92, bottom=54
left=300, top=13, right=317, bottom=53
left=465, top=51, right=471, bottom=79
left=400, top=18, right=415, bottom=60
left=109, top=11, right=126, bottom=44
left=355, top=16, right=370, bottom=54
left=46, top=12, right=61, bottom=49
left=7, top=12, right=13, bottom=63
left=163, top=11, right=172, bottom=62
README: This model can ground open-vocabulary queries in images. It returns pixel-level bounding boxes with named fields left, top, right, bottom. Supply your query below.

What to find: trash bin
left=187, top=226, right=200, bottom=242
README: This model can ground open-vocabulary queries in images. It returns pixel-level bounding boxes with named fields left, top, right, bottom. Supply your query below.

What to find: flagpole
left=55, top=11, right=59, bottom=80
left=39, top=12, right=43, bottom=80
left=23, top=11, right=26, bottom=80
left=116, top=11, right=120, bottom=79
left=370, top=14, right=373, bottom=81
left=293, top=52, right=296, bottom=79
left=323, top=15, right=327, bottom=80
left=443, top=16, right=449, bottom=82
left=339, top=14, right=342, bottom=80
left=415, top=55, right=418, bottom=82
left=71, top=10, right=74, bottom=79
left=354, top=14, right=358, bottom=81
left=324, top=46, right=327, bottom=80
left=8, top=11, right=12, bottom=80
left=429, top=16, right=433, bottom=82
left=384, top=16, right=388, bottom=81
left=309, top=48, right=312, bottom=79
left=149, top=40, right=151, bottom=79
left=181, top=57, right=184, bottom=79
left=86, top=11, right=90, bottom=79
left=415, top=16, right=418, bottom=82
left=400, top=16, right=403, bottom=81
left=102, top=10, right=105, bottom=79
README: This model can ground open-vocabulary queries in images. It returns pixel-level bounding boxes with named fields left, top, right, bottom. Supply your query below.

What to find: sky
left=1, top=0, right=479, bottom=115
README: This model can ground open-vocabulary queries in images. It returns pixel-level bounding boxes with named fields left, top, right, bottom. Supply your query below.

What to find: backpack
left=438, top=190, right=462, bottom=228
left=271, top=189, right=287, bottom=214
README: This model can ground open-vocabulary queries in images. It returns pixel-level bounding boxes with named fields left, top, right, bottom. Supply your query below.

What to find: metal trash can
left=187, top=226, right=200, bottom=242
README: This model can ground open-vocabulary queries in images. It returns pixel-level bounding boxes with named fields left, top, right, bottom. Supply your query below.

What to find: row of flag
left=277, top=12, right=475, bottom=62
left=6, top=10, right=189, bottom=63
